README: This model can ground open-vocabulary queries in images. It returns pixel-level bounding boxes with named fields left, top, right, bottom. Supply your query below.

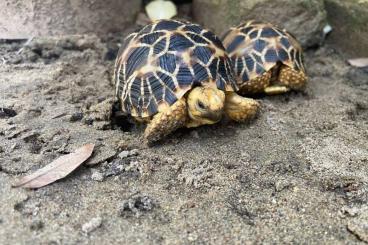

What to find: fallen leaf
left=13, top=144, right=94, bottom=188
left=347, top=58, right=368, bottom=68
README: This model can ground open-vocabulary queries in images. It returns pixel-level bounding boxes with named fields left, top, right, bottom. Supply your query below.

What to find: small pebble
left=118, top=195, right=155, bottom=217
left=0, top=108, right=17, bottom=118
left=30, top=219, right=44, bottom=231
left=275, top=180, right=291, bottom=192
left=118, top=149, right=139, bottom=159
left=70, top=112, right=84, bottom=122
left=82, top=217, right=102, bottom=234
left=12, top=156, right=21, bottom=162
left=341, top=206, right=361, bottom=217
left=105, top=160, right=125, bottom=177
left=91, top=170, right=104, bottom=182
left=188, top=232, right=198, bottom=242
left=130, top=149, right=139, bottom=156
left=118, top=150, right=130, bottom=159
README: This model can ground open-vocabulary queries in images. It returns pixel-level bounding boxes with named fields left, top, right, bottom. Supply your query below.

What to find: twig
left=16, top=36, right=34, bottom=55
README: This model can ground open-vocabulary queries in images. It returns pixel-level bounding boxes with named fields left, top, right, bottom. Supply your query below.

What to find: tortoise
left=114, top=19, right=259, bottom=144
left=222, top=20, right=307, bottom=95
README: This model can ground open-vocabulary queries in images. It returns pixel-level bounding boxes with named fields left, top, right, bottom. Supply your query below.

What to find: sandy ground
left=0, top=27, right=368, bottom=244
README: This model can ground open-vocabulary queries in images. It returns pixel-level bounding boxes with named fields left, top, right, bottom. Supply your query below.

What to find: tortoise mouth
left=202, top=110, right=223, bottom=123
left=188, top=110, right=222, bottom=125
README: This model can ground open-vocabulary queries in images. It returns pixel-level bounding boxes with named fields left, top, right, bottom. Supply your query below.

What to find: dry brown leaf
left=13, top=144, right=95, bottom=189
left=347, top=58, right=368, bottom=68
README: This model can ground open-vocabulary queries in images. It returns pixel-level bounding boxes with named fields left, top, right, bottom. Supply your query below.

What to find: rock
left=192, top=0, right=327, bottom=48
left=0, top=0, right=142, bottom=39
left=0, top=108, right=17, bottom=118
left=86, top=145, right=116, bottom=166
left=129, top=149, right=140, bottom=156
left=118, top=150, right=130, bottom=159
left=82, top=217, right=102, bottom=234
left=69, top=112, right=84, bottom=122
left=274, top=179, right=292, bottom=192
left=104, top=159, right=125, bottom=177
left=341, top=206, right=362, bottom=217
left=325, top=0, right=368, bottom=57
left=91, top=170, right=104, bottom=182
left=118, top=149, right=139, bottom=159
left=118, top=195, right=156, bottom=218
left=30, top=219, right=44, bottom=231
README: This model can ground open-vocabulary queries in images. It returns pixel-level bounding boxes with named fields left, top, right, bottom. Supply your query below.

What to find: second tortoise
left=222, top=21, right=307, bottom=95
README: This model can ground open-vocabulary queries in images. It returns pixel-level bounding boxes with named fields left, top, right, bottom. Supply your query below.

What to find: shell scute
left=141, top=32, right=164, bottom=45
left=125, top=46, right=150, bottom=78
left=193, top=46, right=213, bottom=65
left=193, top=63, right=209, bottom=83
left=168, top=33, right=193, bottom=51
left=182, top=24, right=202, bottom=34
left=264, top=48, right=278, bottom=63
left=153, top=38, right=167, bottom=54
left=154, top=20, right=181, bottom=31
left=157, top=71, right=176, bottom=91
left=177, top=65, right=194, bottom=87
left=260, top=27, right=280, bottom=38
left=159, top=53, right=177, bottom=73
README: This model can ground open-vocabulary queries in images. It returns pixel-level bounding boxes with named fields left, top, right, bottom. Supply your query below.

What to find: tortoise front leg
left=224, top=92, right=260, bottom=122
left=144, top=98, right=188, bottom=144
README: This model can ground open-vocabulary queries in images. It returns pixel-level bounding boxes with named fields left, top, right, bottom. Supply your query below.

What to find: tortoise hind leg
left=225, top=92, right=260, bottom=122
left=278, top=65, right=307, bottom=90
left=264, top=65, right=306, bottom=95
left=239, top=70, right=272, bottom=94
left=144, top=98, right=188, bottom=145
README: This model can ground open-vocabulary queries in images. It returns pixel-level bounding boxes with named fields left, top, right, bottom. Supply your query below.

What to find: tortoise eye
left=197, top=101, right=206, bottom=110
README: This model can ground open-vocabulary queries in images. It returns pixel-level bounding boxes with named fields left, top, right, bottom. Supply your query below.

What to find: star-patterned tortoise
left=222, top=21, right=307, bottom=95
left=114, top=19, right=259, bottom=144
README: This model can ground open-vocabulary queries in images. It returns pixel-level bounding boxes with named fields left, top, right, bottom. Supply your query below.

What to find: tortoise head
left=187, top=86, right=225, bottom=126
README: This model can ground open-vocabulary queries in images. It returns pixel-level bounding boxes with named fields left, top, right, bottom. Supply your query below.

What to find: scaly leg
left=239, top=70, right=272, bottom=95
left=144, top=98, right=188, bottom=144
left=264, top=85, right=290, bottom=95
left=277, top=65, right=307, bottom=91
left=225, top=92, right=260, bottom=122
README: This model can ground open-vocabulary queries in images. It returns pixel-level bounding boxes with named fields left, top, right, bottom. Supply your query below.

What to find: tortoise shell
left=222, top=20, right=305, bottom=86
left=114, top=19, right=237, bottom=118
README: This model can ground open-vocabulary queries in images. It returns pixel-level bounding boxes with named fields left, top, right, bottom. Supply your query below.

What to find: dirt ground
left=1, top=24, right=368, bottom=244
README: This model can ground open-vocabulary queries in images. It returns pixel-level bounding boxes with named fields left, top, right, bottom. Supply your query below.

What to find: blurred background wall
left=0, top=0, right=141, bottom=39
left=0, top=0, right=367, bottom=57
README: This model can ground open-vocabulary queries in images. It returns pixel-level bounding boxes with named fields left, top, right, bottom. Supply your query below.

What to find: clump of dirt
left=1, top=24, right=368, bottom=245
